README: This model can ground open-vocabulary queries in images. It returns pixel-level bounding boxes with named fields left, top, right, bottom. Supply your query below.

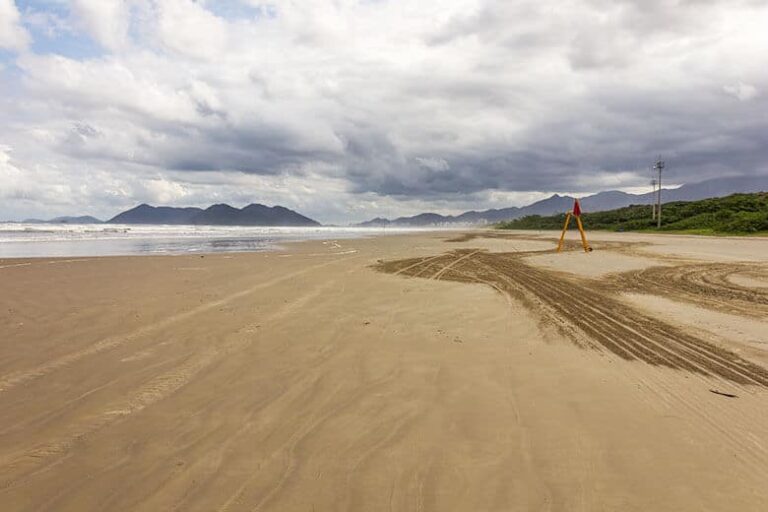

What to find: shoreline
left=6, top=225, right=768, bottom=263
left=0, top=225, right=457, bottom=260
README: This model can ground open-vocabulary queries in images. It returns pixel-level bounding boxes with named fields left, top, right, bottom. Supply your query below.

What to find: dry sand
left=1, top=230, right=767, bottom=511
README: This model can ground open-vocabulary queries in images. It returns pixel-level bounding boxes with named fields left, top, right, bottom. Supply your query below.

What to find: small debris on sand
left=709, top=389, right=738, bottom=398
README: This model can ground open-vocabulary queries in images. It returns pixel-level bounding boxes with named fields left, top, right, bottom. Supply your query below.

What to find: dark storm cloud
left=340, top=79, right=768, bottom=197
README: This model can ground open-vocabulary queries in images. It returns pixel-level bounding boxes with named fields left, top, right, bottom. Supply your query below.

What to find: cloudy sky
left=1, top=0, right=766, bottom=223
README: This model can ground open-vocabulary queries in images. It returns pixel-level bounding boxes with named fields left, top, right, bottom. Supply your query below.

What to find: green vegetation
left=498, top=192, right=768, bottom=235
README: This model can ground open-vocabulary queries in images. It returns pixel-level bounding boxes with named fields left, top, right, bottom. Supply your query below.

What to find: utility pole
left=654, top=157, right=665, bottom=228
left=650, top=177, right=657, bottom=221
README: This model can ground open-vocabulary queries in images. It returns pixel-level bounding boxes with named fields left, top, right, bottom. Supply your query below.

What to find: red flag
left=572, top=199, right=582, bottom=217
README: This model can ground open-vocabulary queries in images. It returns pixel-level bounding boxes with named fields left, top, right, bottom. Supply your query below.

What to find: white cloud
left=0, top=145, right=87, bottom=217
left=0, top=0, right=30, bottom=50
left=154, top=0, right=229, bottom=59
left=18, top=53, right=200, bottom=123
left=69, top=0, right=131, bottom=51
left=723, top=82, right=758, bottom=101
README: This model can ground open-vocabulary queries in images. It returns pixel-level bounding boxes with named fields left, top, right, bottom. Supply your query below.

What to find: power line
left=653, top=157, right=665, bottom=228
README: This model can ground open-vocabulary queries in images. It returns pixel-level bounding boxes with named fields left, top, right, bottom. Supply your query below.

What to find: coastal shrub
left=498, top=192, right=768, bottom=234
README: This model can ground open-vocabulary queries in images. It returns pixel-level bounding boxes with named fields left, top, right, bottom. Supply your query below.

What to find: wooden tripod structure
left=557, top=199, right=592, bottom=253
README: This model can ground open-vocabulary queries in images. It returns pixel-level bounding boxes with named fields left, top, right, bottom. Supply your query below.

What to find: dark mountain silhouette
left=357, top=217, right=392, bottom=227
left=192, top=203, right=320, bottom=226
left=579, top=191, right=638, bottom=212
left=240, top=204, right=318, bottom=226
left=109, top=204, right=203, bottom=224
left=629, top=176, right=768, bottom=204
left=453, top=207, right=522, bottom=224
left=357, top=175, right=768, bottom=226
left=108, top=203, right=319, bottom=226
left=194, top=204, right=242, bottom=225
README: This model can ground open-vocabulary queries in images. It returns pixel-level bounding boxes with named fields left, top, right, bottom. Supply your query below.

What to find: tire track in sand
left=378, top=250, right=768, bottom=470
left=0, top=255, right=356, bottom=395
left=0, top=277, right=340, bottom=494
left=376, top=252, right=768, bottom=388
left=613, top=262, right=768, bottom=317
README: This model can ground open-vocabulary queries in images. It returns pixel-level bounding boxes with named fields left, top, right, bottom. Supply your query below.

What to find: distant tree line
left=497, top=192, right=768, bottom=235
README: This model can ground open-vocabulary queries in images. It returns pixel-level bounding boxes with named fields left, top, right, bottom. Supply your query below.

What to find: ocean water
left=0, top=223, right=432, bottom=258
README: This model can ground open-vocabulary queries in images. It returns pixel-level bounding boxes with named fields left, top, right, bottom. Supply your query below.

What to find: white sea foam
left=0, top=223, right=441, bottom=258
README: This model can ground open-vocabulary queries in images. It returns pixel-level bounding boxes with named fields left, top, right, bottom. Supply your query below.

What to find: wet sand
left=1, top=231, right=767, bottom=511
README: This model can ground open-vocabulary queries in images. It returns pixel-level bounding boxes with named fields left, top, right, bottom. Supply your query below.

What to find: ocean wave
left=0, top=223, right=436, bottom=258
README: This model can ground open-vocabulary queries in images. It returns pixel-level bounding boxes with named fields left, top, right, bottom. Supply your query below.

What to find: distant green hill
left=498, top=192, right=768, bottom=235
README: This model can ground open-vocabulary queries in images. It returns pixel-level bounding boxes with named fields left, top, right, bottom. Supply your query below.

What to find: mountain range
left=108, top=203, right=320, bottom=226
left=12, top=175, right=767, bottom=227
left=357, top=175, right=768, bottom=226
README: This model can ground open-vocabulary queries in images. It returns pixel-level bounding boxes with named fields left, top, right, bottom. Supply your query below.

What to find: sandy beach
left=1, top=230, right=768, bottom=511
